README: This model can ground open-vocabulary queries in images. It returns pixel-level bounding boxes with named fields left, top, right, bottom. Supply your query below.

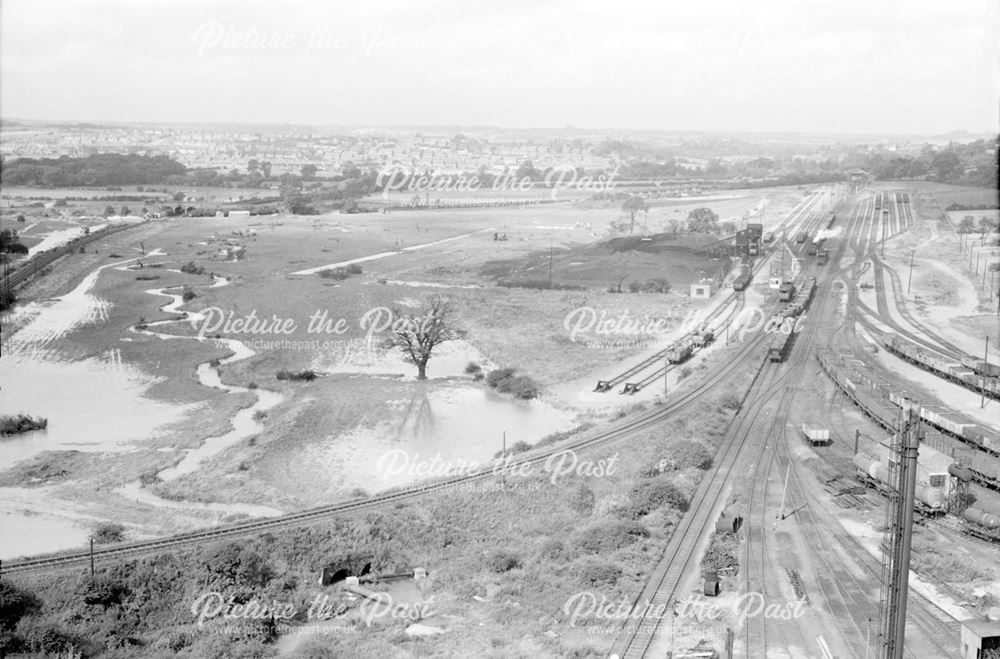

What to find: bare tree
left=622, top=196, right=649, bottom=234
left=384, top=295, right=463, bottom=380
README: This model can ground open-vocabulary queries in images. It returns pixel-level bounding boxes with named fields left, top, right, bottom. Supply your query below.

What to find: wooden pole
left=779, top=461, right=791, bottom=520
left=907, top=251, right=915, bottom=295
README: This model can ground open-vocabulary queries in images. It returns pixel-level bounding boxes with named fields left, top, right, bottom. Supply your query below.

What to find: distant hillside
left=1, top=153, right=187, bottom=186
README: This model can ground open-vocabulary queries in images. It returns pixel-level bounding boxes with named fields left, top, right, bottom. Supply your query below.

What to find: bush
left=508, top=375, right=541, bottom=399
left=318, top=268, right=349, bottom=280
left=81, top=576, right=128, bottom=608
left=672, top=440, right=713, bottom=470
left=182, top=288, right=196, bottom=302
left=628, top=476, right=689, bottom=517
left=486, top=367, right=517, bottom=390
left=538, top=538, right=566, bottom=561
left=573, top=520, right=649, bottom=553
left=497, top=279, right=584, bottom=291
left=464, top=361, right=482, bottom=374
left=16, top=619, right=80, bottom=657
left=319, top=264, right=362, bottom=280
left=93, top=522, right=126, bottom=543
left=135, top=274, right=160, bottom=281
left=0, top=414, right=48, bottom=436
left=179, top=261, right=206, bottom=275
left=0, top=581, right=41, bottom=631
left=485, top=549, right=522, bottom=573
left=275, top=370, right=317, bottom=382
left=574, top=557, right=623, bottom=588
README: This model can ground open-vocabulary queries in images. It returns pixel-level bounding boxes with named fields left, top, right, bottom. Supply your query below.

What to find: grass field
left=0, top=186, right=805, bottom=534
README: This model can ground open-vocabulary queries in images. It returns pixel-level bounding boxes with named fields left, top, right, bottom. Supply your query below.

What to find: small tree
left=383, top=295, right=462, bottom=380
left=978, top=215, right=996, bottom=244
left=957, top=216, right=975, bottom=234
left=622, top=196, right=648, bottom=234
left=687, top=207, right=720, bottom=233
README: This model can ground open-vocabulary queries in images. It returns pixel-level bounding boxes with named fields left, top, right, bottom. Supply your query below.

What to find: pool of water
left=301, top=385, right=577, bottom=492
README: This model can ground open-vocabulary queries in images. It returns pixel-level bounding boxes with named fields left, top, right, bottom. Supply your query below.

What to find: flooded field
left=297, top=384, right=577, bottom=493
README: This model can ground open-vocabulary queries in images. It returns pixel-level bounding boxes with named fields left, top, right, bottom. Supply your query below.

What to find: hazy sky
left=1, top=0, right=997, bottom=134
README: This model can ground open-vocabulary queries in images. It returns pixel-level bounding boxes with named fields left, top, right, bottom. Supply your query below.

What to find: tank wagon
left=852, top=451, right=948, bottom=515
left=962, top=506, right=1000, bottom=542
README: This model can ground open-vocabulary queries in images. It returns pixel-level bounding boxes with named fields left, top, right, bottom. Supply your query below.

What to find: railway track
left=0, top=222, right=140, bottom=297
left=608, top=192, right=841, bottom=658
left=618, top=295, right=745, bottom=394
left=599, top=191, right=826, bottom=394
left=781, top=447, right=961, bottom=657
left=3, top=317, right=779, bottom=575
left=610, top=189, right=965, bottom=658
left=607, top=354, right=778, bottom=658
left=597, top=294, right=745, bottom=394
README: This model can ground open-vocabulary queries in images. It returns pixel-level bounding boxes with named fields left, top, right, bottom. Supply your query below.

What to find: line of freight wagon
left=882, top=334, right=1000, bottom=400
left=817, top=350, right=1000, bottom=539
left=767, top=277, right=816, bottom=362
left=816, top=351, right=1000, bottom=489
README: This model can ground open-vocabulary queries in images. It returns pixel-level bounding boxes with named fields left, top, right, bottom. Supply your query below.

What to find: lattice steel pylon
left=876, top=406, right=921, bottom=659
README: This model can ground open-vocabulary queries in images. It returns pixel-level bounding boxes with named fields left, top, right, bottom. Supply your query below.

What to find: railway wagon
left=921, top=406, right=975, bottom=438
left=844, top=378, right=899, bottom=432
left=762, top=231, right=774, bottom=243
left=884, top=335, right=1000, bottom=399
left=806, top=242, right=818, bottom=256
left=767, top=331, right=792, bottom=362
left=778, top=282, right=795, bottom=302
left=691, top=330, right=714, bottom=348
left=883, top=335, right=958, bottom=373
left=953, top=447, right=1000, bottom=487
left=795, top=231, right=808, bottom=244
left=962, top=507, right=1000, bottom=541
left=802, top=423, right=830, bottom=446
left=666, top=340, right=694, bottom=364
left=971, top=374, right=1000, bottom=399
left=960, top=356, right=1000, bottom=379
left=816, top=249, right=829, bottom=265
left=922, top=430, right=960, bottom=458
left=984, top=431, right=1000, bottom=455
left=732, top=271, right=753, bottom=291
left=885, top=393, right=999, bottom=452
left=852, top=452, right=947, bottom=514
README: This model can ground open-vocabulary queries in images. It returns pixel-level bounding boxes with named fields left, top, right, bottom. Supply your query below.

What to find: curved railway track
left=610, top=187, right=968, bottom=658
left=600, top=190, right=827, bottom=393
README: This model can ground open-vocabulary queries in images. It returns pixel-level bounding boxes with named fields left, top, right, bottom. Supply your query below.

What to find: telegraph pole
left=906, top=251, right=915, bottom=295
left=548, top=247, right=553, bottom=289
left=983, top=336, right=991, bottom=409
left=881, top=209, right=887, bottom=257
left=779, top=461, right=791, bottom=520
